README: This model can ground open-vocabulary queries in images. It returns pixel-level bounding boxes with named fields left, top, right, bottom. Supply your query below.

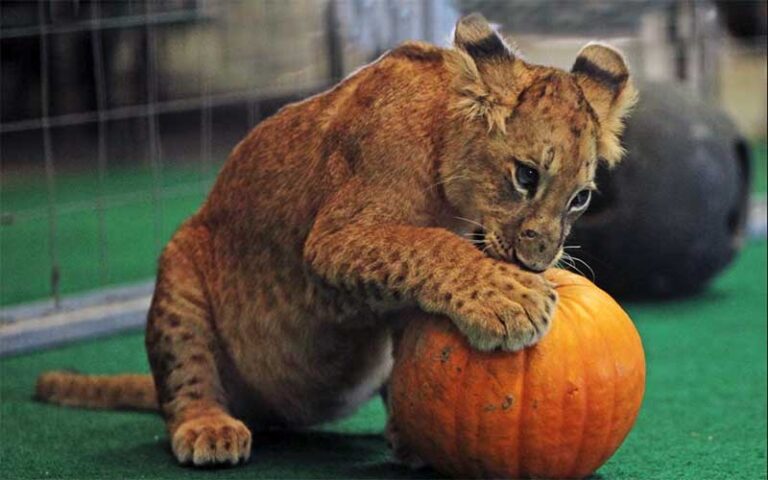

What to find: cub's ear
left=453, top=13, right=513, bottom=62
left=449, top=14, right=516, bottom=132
left=572, top=43, right=638, bottom=166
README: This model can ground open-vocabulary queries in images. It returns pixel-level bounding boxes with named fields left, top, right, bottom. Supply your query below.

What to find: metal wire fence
left=1, top=0, right=765, bottom=311
left=0, top=0, right=445, bottom=308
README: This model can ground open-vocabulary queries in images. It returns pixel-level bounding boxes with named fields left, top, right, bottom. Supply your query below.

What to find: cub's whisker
left=568, top=254, right=595, bottom=280
left=560, top=252, right=595, bottom=280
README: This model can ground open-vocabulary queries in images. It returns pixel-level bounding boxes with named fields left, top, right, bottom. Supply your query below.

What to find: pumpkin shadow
left=249, top=429, right=441, bottom=478
left=345, top=461, right=443, bottom=479
left=99, top=430, right=435, bottom=478
left=100, top=433, right=611, bottom=479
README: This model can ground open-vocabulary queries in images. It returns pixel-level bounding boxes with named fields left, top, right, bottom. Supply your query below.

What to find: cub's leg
left=146, top=225, right=251, bottom=466
left=305, top=183, right=556, bottom=353
left=307, top=222, right=555, bottom=352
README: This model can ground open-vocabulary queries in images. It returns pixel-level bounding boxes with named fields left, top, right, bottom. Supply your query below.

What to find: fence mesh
left=1, top=0, right=764, bottom=310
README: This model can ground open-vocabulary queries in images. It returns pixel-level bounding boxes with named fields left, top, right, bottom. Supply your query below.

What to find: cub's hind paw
left=172, top=414, right=252, bottom=466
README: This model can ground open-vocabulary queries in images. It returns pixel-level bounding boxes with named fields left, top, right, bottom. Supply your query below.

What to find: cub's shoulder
left=385, top=41, right=445, bottom=64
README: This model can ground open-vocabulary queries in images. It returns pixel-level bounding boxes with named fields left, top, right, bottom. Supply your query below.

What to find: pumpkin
left=389, top=268, right=645, bottom=479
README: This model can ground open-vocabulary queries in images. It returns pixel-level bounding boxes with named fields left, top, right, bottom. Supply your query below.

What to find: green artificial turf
left=0, top=240, right=765, bottom=480
left=0, top=163, right=221, bottom=306
left=2, top=141, right=766, bottom=307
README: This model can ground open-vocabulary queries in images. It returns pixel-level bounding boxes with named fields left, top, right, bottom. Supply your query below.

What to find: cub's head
left=441, top=14, right=637, bottom=272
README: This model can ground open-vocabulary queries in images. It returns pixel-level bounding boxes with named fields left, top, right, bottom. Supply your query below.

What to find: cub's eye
left=514, top=162, right=539, bottom=193
left=570, top=189, right=592, bottom=211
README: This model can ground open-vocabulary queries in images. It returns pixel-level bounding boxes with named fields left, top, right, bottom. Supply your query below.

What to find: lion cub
left=37, top=14, right=636, bottom=467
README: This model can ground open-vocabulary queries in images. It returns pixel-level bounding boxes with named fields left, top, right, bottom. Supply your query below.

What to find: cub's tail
left=36, top=371, right=158, bottom=411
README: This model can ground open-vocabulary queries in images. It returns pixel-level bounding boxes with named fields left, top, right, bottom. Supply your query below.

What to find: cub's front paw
left=449, top=264, right=556, bottom=352
left=171, top=413, right=252, bottom=466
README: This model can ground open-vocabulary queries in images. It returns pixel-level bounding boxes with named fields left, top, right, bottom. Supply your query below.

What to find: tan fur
left=36, top=372, right=156, bottom=410
left=36, top=15, right=635, bottom=467
left=572, top=42, right=639, bottom=165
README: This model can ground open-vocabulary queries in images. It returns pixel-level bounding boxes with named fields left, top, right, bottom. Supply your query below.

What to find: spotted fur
left=36, top=14, right=636, bottom=467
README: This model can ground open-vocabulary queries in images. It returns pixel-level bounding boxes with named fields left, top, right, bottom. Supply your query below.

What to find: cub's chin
left=469, top=228, right=544, bottom=273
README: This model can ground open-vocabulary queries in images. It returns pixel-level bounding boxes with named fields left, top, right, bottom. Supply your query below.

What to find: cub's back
left=197, top=43, right=450, bottom=250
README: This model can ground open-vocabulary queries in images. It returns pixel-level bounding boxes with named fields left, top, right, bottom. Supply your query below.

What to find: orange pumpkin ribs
left=389, top=268, right=646, bottom=479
